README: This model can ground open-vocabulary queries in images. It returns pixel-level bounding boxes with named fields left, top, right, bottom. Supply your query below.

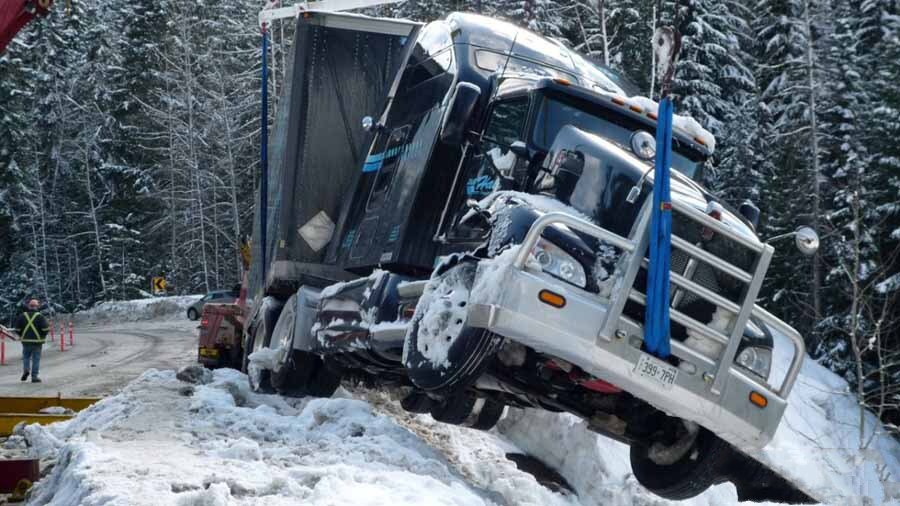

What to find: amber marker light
left=749, top=391, right=768, bottom=408
left=538, top=290, right=566, bottom=308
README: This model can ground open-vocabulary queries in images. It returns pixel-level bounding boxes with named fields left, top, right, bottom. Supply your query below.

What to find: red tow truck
left=197, top=279, right=247, bottom=370
left=1, top=0, right=53, bottom=54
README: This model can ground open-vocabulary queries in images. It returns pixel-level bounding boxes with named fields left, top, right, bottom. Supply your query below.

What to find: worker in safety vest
left=12, top=298, right=50, bottom=383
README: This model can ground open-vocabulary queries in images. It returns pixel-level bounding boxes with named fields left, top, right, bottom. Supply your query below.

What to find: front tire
left=629, top=428, right=731, bottom=500
left=403, top=261, right=502, bottom=395
left=187, top=308, right=199, bottom=320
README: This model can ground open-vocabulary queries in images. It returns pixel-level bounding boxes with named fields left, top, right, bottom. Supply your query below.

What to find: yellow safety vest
left=20, top=312, right=46, bottom=344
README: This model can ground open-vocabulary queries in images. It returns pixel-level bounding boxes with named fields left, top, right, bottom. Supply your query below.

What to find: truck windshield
left=531, top=97, right=704, bottom=179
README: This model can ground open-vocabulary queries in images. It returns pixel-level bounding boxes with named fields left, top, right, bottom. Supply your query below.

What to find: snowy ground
left=1, top=298, right=898, bottom=505
left=8, top=361, right=898, bottom=506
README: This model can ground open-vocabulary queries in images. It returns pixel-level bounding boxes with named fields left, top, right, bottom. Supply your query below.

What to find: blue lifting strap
left=643, top=97, right=674, bottom=358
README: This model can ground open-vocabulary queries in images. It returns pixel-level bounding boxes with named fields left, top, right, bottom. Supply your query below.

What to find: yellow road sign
left=152, top=277, right=167, bottom=294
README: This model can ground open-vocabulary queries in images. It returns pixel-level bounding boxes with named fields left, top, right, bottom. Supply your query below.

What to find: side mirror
left=440, top=82, right=481, bottom=145
left=794, top=226, right=819, bottom=256
left=767, top=226, right=819, bottom=256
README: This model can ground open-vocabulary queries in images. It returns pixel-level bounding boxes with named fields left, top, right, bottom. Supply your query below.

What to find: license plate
left=635, top=353, right=678, bottom=389
left=199, top=348, right=219, bottom=358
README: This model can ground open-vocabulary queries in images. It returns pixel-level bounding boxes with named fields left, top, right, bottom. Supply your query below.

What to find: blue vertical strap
left=260, top=24, right=269, bottom=281
left=643, top=97, right=674, bottom=358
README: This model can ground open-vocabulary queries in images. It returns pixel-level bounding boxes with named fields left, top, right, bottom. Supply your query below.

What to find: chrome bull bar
left=512, top=202, right=805, bottom=401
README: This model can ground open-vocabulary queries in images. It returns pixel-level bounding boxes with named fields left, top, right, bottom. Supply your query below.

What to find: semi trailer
left=242, top=9, right=816, bottom=502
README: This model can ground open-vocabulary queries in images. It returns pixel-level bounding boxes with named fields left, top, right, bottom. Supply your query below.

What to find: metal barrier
left=511, top=203, right=805, bottom=402
left=0, top=396, right=100, bottom=436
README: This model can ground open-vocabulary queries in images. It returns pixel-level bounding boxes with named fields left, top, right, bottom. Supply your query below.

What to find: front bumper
left=467, top=208, right=805, bottom=450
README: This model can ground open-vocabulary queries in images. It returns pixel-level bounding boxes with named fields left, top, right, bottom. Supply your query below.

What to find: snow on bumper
left=468, top=260, right=787, bottom=450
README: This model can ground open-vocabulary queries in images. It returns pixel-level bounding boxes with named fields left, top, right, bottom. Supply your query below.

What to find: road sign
left=152, top=277, right=167, bottom=295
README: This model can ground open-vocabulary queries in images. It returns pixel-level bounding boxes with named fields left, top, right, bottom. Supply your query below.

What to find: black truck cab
left=326, top=13, right=713, bottom=280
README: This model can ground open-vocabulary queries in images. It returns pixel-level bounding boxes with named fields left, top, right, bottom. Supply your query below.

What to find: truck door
left=445, top=97, right=531, bottom=241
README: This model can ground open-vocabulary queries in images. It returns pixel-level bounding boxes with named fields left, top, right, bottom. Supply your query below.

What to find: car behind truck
left=241, top=10, right=816, bottom=503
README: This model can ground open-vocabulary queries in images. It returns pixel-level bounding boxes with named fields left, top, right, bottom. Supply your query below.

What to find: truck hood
left=540, top=125, right=759, bottom=244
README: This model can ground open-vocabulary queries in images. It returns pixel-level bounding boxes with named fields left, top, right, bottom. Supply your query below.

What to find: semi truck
left=242, top=9, right=816, bottom=502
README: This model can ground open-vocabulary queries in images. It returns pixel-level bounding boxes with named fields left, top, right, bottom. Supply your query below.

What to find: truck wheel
left=403, top=261, right=503, bottom=396
left=243, top=297, right=283, bottom=393
left=629, top=428, right=731, bottom=500
left=272, top=350, right=341, bottom=398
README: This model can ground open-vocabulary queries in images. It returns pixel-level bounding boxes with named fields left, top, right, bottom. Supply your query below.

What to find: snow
left=495, top=326, right=900, bottom=506
left=748, top=330, right=900, bottom=504
left=74, top=295, right=202, bottom=324
left=14, top=368, right=575, bottom=506
left=7, top=342, right=900, bottom=505
left=480, top=191, right=594, bottom=223
left=622, top=96, right=717, bottom=152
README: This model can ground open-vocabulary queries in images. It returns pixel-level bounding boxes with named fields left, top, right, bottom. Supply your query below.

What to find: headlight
left=735, top=346, right=772, bottom=381
left=532, top=238, right=587, bottom=288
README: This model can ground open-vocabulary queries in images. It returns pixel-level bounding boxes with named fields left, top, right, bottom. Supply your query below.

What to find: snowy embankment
left=10, top=368, right=577, bottom=506
left=74, top=295, right=201, bottom=324
left=8, top=360, right=899, bottom=506
left=499, top=329, right=900, bottom=505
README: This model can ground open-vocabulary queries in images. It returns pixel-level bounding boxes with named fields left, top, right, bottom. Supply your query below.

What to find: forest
left=0, top=0, right=897, bottom=433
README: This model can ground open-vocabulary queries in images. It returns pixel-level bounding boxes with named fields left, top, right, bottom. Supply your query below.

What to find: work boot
left=21, top=371, right=29, bottom=381
left=31, top=377, right=41, bottom=383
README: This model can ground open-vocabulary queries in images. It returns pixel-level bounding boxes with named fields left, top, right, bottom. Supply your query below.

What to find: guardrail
left=511, top=203, right=805, bottom=402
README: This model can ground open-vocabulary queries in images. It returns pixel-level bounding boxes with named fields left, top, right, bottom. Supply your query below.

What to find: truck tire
left=243, top=297, right=283, bottom=393
left=629, top=428, right=731, bottom=500
left=403, top=261, right=503, bottom=396
left=272, top=350, right=341, bottom=398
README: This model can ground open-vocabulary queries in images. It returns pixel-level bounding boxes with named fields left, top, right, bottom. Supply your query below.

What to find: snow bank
left=74, top=295, right=202, bottom=324
left=16, top=368, right=575, bottom=505
left=495, top=328, right=900, bottom=506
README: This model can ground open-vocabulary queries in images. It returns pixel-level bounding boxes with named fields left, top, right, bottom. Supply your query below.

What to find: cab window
left=449, top=98, right=530, bottom=241
left=464, top=98, right=529, bottom=200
